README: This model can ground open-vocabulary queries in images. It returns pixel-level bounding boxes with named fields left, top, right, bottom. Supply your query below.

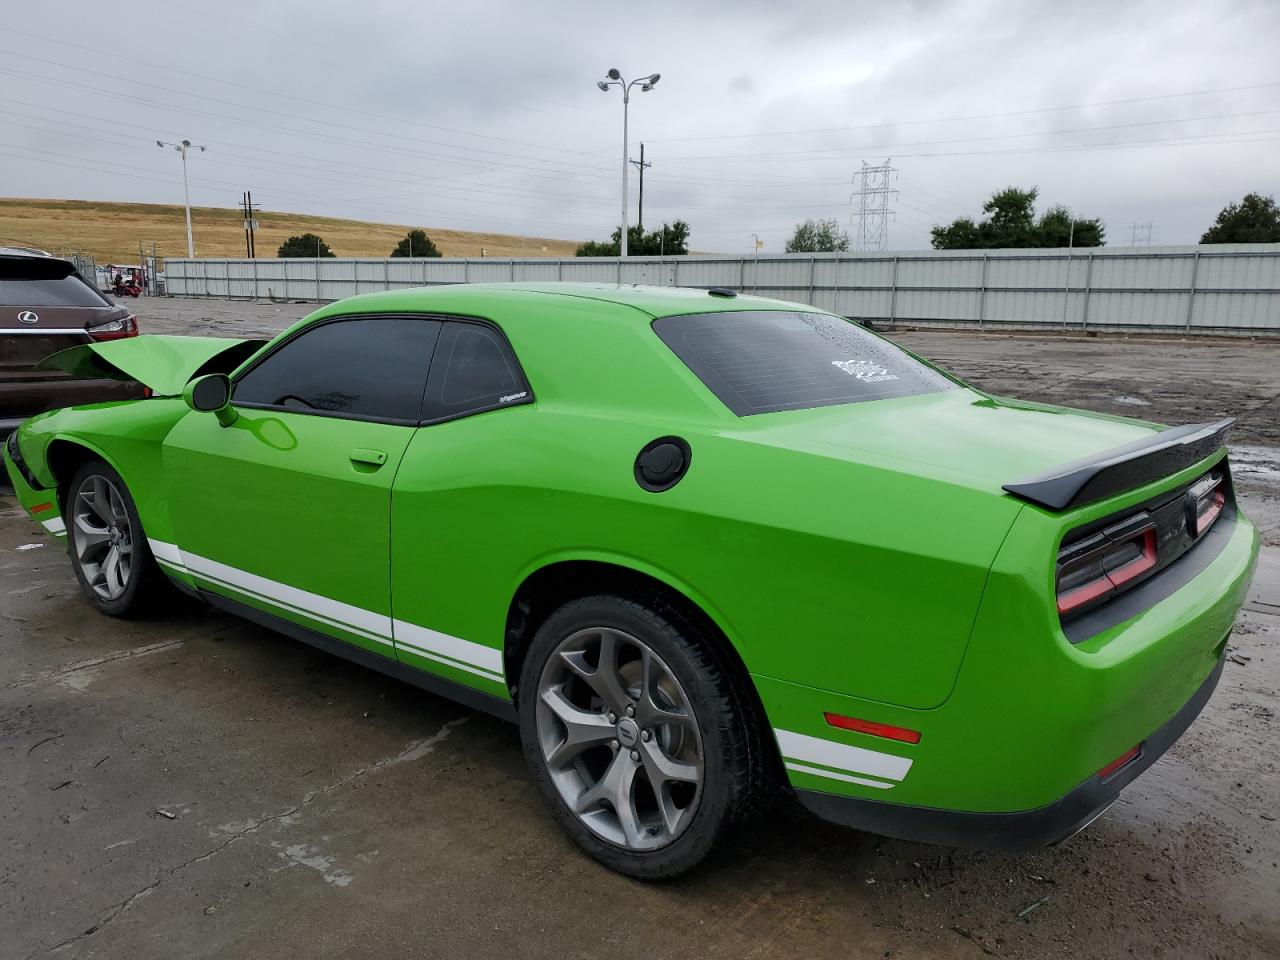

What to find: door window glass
left=233, top=316, right=441, bottom=422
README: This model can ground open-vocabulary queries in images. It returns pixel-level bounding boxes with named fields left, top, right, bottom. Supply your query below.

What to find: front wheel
left=65, top=460, right=165, bottom=617
left=518, top=594, right=762, bottom=879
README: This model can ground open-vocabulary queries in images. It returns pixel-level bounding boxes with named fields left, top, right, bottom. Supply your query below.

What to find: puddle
left=1230, top=444, right=1280, bottom=487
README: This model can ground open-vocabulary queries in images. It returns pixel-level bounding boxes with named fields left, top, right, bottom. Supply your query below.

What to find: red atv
left=111, top=271, right=143, bottom=298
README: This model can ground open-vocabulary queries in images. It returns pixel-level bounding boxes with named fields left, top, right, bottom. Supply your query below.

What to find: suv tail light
left=1187, top=473, right=1225, bottom=537
left=1056, top=517, right=1158, bottom=617
left=87, top=313, right=138, bottom=341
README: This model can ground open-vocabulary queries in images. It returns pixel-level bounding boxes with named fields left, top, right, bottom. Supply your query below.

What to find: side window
left=420, top=321, right=531, bottom=422
left=232, top=316, right=441, bottom=423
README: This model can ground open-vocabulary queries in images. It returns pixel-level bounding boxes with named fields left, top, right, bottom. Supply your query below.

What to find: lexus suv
left=0, top=248, right=141, bottom=438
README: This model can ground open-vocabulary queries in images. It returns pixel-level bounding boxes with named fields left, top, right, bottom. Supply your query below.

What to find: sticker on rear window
left=831, top=359, right=898, bottom=383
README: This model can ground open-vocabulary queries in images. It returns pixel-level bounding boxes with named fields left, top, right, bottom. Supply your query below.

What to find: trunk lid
left=744, top=388, right=1165, bottom=496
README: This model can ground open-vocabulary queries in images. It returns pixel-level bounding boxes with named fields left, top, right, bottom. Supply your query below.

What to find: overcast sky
left=3, top=0, right=1279, bottom=254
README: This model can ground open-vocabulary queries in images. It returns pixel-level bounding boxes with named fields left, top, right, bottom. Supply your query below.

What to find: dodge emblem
left=17, top=310, right=38, bottom=324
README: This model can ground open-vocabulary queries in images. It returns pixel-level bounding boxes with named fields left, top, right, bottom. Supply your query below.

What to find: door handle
left=349, top=448, right=387, bottom=467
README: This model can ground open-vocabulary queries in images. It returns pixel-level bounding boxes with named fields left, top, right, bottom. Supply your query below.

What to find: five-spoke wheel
left=65, top=460, right=162, bottom=616
left=519, top=594, right=765, bottom=879
left=72, top=473, right=134, bottom=601
left=536, top=626, right=704, bottom=851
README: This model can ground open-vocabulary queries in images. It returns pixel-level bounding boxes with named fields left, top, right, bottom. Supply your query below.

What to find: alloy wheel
left=72, top=474, right=134, bottom=601
left=536, top=626, right=704, bottom=851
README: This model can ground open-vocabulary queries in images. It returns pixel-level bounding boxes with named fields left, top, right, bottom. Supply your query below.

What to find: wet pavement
left=1, top=298, right=1277, bottom=958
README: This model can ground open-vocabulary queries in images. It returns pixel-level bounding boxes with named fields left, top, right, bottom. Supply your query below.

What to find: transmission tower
left=1130, top=221, right=1154, bottom=246
left=850, top=159, right=898, bottom=251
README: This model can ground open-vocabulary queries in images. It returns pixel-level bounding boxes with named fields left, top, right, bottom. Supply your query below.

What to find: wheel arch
left=504, top=554, right=775, bottom=747
left=45, top=436, right=125, bottom=509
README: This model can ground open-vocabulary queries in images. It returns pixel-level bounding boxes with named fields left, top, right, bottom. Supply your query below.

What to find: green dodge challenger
left=4, top=283, right=1258, bottom=878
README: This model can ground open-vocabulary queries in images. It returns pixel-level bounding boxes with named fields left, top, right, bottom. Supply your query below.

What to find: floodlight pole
left=598, top=70, right=659, bottom=258
left=157, top=138, right=206, bottom=257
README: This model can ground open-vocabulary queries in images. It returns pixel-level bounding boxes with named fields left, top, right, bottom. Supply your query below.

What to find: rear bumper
left=796, top=649, right=1225, bottom=849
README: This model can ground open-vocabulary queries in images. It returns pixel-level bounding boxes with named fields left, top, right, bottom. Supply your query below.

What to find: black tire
left=64, top=459, right=165, bottom=617
left=517, top=593, right=766, bottom=879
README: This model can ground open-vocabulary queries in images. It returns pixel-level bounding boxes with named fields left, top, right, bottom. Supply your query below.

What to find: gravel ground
left=2, top=296, right=1276, bottom=959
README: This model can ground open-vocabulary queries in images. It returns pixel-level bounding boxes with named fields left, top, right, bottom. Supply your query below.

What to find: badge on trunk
left=17, top=311, right=38, bottom=324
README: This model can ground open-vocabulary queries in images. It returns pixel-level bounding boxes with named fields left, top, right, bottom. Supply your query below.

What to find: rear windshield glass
left=0, top=259, right=108, bottom=307
left=652, top=310, right=955, bottom=416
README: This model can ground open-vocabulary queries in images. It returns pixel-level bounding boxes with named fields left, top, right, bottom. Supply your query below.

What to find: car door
left=389, top=318, right=534, bottom=691
left=164, top=314, right=442, bottom=660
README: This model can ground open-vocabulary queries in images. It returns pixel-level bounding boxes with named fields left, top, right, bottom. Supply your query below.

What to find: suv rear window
left=652, top=310, right=955, bottom=416
left=0, top=258, right=109, bottom=307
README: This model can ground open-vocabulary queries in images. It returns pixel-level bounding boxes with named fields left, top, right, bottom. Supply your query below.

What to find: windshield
left=652, top=310, right=955, bottom=416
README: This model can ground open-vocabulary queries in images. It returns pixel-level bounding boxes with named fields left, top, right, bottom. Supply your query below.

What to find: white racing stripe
left=41, top=516, right=66, bottom=536
left=182, top=550, right=394, bottom=639
left=394, top=620, right=505, bottom=677
left=784, top=761, right=896, bottom=790
left=146, top=538, right=502, bottom=680
left=774, top=729, right=913, bottom=784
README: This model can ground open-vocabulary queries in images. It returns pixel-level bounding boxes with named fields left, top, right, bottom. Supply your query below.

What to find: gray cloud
left=3, top=0, right=1278, bottom=253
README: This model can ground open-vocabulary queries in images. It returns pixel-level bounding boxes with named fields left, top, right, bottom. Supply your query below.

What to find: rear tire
left=64, top=459, right=165, bottom=617
left=518, top=594, right=761, bottom=879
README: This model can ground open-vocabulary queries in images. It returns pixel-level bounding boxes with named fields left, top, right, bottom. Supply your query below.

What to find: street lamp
left=597, top=68, right=659, bottom=258
left=157, top=138, right=206, bottom=257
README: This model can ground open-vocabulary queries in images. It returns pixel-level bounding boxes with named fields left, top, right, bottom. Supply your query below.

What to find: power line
left=4, top=28, right=602, bottom=158
left=645, top=80, right=1280, bottom=144
left=656, top=108, right=1280, bottom=163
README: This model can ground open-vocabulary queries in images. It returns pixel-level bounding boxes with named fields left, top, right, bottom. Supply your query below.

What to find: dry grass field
left=0, top=197, right=580, bottom=263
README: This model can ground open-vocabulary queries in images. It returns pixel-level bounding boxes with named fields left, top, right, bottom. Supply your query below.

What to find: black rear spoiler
left=1002, top=418, right=1233, bottom=511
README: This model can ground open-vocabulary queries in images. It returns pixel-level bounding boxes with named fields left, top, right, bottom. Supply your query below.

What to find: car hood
left=36, top=334, right=266, bottom=396
left=744, top=387, right=1165, bottom=495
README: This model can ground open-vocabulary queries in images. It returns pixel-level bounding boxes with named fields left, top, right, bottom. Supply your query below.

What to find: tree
left=1200, top=192, right=1280, bottom=243
left=575, top=221, right=690, bottom=257
left=277, top=233, right=334, bottom=257
left=390, top=229, right=442, bottom=258
left=785, top=218, right=850, bottom=253
left=930, top=187, right=1105, bottom=249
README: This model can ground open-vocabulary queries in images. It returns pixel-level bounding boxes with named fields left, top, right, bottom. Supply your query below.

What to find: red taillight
left=823, top=712, right=921, bottom=745
left=1188, top=474, right=1225, bottom=537
left=1098, top=743, right=1141, bottom=779
left=87, top=314, right=138, bottom=342
left=1056, top=522, right=1157, bottom=617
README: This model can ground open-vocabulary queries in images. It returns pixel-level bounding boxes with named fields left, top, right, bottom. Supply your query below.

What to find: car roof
left=0, top=246, right=57, bottom=260
left=310, top=282, right=822, bottom=323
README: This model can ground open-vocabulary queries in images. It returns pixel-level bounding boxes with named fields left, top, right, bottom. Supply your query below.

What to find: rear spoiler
left=1002, top=418, right=1233, bottom=511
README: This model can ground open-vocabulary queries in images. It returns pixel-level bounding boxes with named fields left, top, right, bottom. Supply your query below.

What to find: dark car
left=0, top=248, right=142, bottom=437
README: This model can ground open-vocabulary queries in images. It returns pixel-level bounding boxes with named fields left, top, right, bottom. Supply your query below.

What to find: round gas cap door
left=634, top=436, right=691, bottom=492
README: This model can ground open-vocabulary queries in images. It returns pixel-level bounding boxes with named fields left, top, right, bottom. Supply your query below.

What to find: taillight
left=823, top=712, right=922, bottom=745
left=1187, top=473, right=1225, bottom=537
left=87, top=314, right=138, bottom=341
left=1056, top=518, right=1158, bottom=617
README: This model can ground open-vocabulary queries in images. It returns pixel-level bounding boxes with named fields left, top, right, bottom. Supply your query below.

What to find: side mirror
left=184, top=373, right=238, bottom=427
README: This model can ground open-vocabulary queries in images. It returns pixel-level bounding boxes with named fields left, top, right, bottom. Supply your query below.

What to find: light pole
left=597, top=68, right=659, bottom=258
left=157, top=138, right=206, bottom=257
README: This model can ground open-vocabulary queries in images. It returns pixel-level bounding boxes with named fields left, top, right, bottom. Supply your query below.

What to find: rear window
left=652, top=310, right=955, bottom=416
left=0, top=258, right=109, bottom=307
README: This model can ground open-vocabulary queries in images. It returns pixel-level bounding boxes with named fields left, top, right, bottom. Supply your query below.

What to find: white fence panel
left=162, top=244, right=1280, bottom=335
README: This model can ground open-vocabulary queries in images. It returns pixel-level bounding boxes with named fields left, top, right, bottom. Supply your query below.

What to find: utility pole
left=240, top=191, right=260, bottom=258
left=850, top=159, right=897, bottom=251
left=629, top=143, right=652, bottom=231
left=157, top=139, right=206, bottom=257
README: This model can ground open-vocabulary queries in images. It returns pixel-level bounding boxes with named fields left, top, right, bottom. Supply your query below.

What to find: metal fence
left=163, top=244, right=1280, bottom=335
